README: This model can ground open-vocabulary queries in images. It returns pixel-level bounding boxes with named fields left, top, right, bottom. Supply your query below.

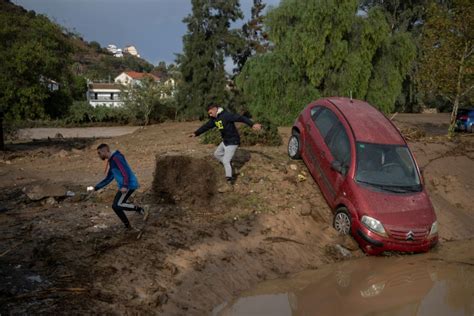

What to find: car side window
left=313, top=107, right=338, bottom=139
left=326, top=122, right=351, bottom=166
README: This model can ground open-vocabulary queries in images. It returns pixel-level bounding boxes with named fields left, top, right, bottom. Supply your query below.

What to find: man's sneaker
left=218, top=180, right=234, bottom=193
left=139, top=206, right=150, bottom=222
left=124, top=225, right=140, bottom=233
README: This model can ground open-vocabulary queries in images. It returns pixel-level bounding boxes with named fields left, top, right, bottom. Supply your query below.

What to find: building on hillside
left=87, top=83, right=123, bottom=107
left=123, top=45, right=140, bottom=58
left=106, top=44, right=124, bottom=57
left=114, top=71, right=160, bottom=86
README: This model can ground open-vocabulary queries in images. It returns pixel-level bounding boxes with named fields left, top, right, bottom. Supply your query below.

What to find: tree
left=0, top=2, right=73, bottom=121
left=418, top=0, right=473, bottom=134
left=121, top=78, right=172, bottom=126
left=232, top=0, right=269, bottom=73
left=236, top=0, right=417, bottom=124
left=176, top=0, right=243, bottom=119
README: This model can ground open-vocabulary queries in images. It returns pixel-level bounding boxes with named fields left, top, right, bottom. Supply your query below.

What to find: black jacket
left=194, top=109, right=254, bottom=145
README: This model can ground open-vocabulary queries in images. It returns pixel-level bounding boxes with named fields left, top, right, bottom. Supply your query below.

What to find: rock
left=338, top=235, right=360, bottom=251
left=41, top=197, right=57, bottom=206
left=297, top=174, right=307, bottom=182
left=300, top=207, right=312, bottom=216
left=326, top=244, right=352, bottom=260
left=289, top=164, right=298, bottom=171
left=56, top=150, right=68, bottom=158
left=158, top=293, right=169, bottom=306
left=23, top=183, right=68, bottom=201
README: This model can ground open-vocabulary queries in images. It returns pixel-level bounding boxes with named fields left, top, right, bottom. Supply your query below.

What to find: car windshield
left=355, top=142, right=421, bottom=192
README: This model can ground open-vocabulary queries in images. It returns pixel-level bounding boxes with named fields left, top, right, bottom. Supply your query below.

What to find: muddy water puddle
left=213, top=256, right=474, bottom=316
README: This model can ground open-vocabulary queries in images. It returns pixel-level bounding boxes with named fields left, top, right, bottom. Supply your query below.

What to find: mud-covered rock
left=22, top=183, right=67, bottom=201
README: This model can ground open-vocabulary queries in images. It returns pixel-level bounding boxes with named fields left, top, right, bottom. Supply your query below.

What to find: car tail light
left=458, top=114, right=468, bottom=121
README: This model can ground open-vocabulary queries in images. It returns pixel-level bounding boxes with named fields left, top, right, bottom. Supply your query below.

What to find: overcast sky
left=12, top=0, right=281, bottom=66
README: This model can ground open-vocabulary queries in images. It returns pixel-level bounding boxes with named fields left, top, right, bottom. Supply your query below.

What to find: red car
left=288, top=97, right=438, bottom=255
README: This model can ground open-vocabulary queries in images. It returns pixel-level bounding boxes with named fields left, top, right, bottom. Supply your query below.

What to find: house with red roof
left=114, top=71, right=161, bottom=86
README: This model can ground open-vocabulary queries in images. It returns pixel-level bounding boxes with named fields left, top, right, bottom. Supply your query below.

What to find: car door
left=306, top=106, right=339, bottom=203
left=322, top=121, right=351, bottom=202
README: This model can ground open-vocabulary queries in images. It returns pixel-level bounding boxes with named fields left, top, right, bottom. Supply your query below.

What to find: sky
left=12, top=0, right=281, bottom=67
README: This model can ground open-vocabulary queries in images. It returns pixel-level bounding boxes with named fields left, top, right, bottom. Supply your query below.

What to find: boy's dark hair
left=207, top=103, right=218, bottom=110
left=97, top=143, right=109, bottom=150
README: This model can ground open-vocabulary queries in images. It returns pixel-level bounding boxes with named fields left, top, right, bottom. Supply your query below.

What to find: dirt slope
left=0, top=119, right=473, bottom=315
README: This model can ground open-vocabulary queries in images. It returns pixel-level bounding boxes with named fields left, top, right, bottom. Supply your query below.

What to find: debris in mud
left=325, top=244, right=352, bottom=260
left=151, top=154, right=217, bottom=207
left=400, top=127, right=426, bottom=140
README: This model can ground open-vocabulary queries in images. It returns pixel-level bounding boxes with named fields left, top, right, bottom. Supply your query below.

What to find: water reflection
left=213, top=257, right=474, bottom=316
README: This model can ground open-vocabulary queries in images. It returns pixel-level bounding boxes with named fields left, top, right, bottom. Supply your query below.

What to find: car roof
left=326, top=97, right=406, bottom=145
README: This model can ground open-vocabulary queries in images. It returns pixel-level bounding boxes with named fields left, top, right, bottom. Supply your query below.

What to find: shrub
left=200, top=116, right=282, bottom=146
left=65, top=101, right=134, bottom=124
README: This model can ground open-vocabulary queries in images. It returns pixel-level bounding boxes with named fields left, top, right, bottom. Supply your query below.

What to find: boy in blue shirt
left=90, top=143, right=147, bottom=230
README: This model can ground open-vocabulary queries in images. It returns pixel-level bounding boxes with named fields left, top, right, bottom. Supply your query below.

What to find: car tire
left=333, top=207, right=352, bottom=235
left=288, top=133, right=301, bottom=160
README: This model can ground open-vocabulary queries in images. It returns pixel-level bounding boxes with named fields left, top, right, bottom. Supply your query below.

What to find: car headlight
left=361, top=215, right=387, bottom=237
left=429, top=221, right=438, bottom=237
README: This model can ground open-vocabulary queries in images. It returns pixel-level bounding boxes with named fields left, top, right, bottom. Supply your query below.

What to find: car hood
left=352, top=182, right=437, bottom=228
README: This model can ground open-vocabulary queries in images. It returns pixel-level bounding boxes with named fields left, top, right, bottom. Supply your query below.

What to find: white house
left=123, top=45, right=140, bottom=58
left=114, top=71, right=160, bottom=86
left=87, top=83, right=123, bottom=107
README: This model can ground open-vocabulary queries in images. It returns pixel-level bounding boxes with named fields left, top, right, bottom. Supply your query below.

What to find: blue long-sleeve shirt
left=94, top=150, right=139, bottom=191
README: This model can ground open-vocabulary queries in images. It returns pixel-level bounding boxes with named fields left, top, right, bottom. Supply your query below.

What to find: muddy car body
left=288, top=97, right=438, bottom=255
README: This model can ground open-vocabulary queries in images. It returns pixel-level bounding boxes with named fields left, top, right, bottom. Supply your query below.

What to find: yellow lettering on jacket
left=215, top=120, right=224, bottom=130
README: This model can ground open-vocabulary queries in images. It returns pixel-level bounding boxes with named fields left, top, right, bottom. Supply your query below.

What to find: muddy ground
left=0, top=115, right=473, bottom=315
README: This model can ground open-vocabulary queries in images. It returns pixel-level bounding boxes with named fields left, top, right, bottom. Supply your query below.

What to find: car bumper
left=354, top=226, right=438, bottom=255
left=456, top=121, right=472, bottom=131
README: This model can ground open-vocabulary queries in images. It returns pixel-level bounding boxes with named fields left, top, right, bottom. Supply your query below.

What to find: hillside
left=0, top=0, right=154, bottom=81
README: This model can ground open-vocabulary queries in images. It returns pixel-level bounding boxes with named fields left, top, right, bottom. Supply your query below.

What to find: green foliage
left=176, top=0, right=244, bottom=119
left=199, top=115, right=282, bottom=146
left=66, top=101, right=133, bottom=124
left=418, top=0, right=473, bottom=126
left=0, top=1, right=73, bottom=121
left=237, top=52, right=320, bottom=125
left=232, top=0, right=269, bottom=73
left=236, top=0, right=417, bottom=122
left=121, top=78, right=175, bottom=125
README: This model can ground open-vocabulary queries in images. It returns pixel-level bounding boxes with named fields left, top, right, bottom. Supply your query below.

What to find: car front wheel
left=288, top=134, right=301, bottom=159
left=334, top=207, right=351, bottom=235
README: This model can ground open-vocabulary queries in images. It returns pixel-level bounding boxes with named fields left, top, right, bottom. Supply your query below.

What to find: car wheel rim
left=288, top=136, right=299, bottom=157
left=335, top=213, right=350, bottom=234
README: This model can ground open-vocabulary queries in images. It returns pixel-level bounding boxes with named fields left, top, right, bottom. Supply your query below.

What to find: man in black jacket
left=190, top=104, right=261, bottom=192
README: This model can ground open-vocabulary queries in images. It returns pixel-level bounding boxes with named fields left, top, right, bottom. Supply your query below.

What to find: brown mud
left=0, top=116, right=473, bottom=315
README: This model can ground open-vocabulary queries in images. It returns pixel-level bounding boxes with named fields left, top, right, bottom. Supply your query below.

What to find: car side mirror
left=331, top=160, right=347, bottom=176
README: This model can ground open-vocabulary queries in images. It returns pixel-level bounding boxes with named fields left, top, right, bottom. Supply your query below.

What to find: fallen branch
left=0, top=241, right=22, bottom=257
left=264, top=236, right=305, bottom=245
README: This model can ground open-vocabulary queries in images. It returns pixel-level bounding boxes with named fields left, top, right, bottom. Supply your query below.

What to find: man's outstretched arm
left=192, top=119, right=216, bottom=137
left=94, top=168, right=114, bottom=191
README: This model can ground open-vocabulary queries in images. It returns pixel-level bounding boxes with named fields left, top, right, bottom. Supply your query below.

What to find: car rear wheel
left=334, top=207, right=351, bottom=235
left=288, top=133, right=301, bottom=159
